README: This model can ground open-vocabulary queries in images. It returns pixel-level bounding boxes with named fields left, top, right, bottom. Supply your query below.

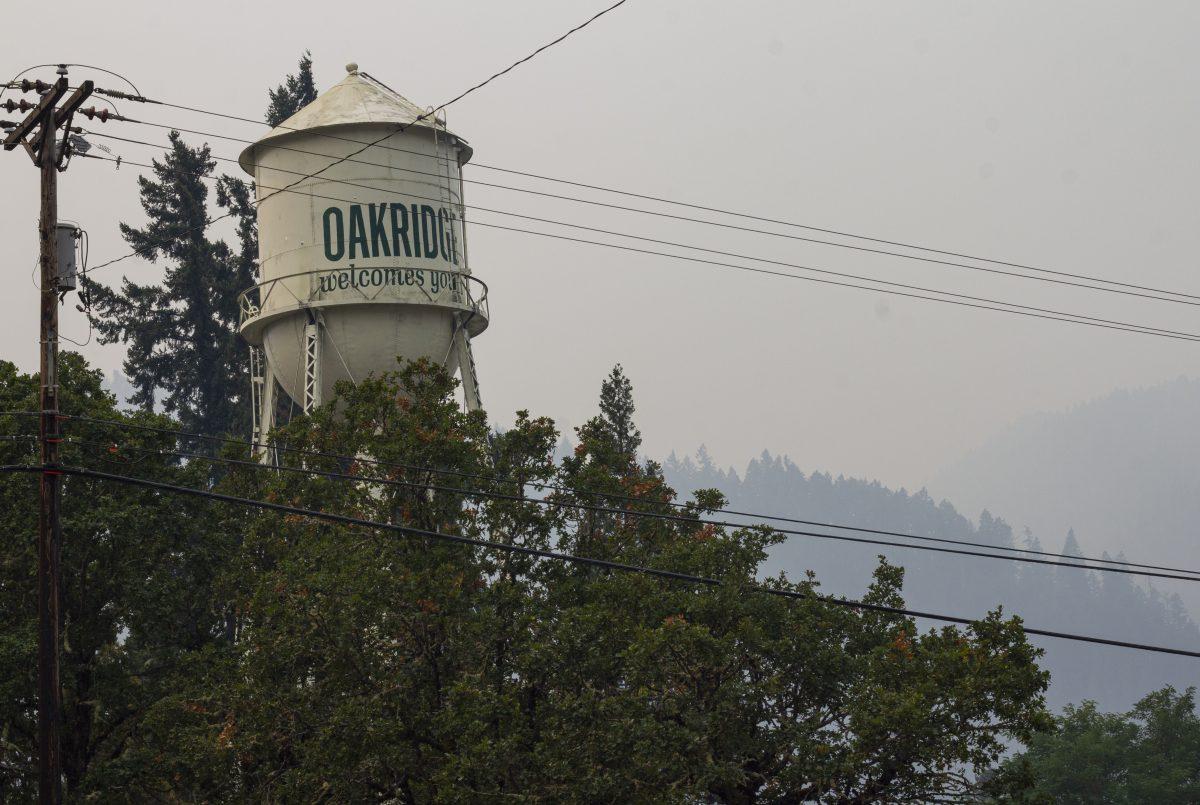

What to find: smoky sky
left=3, top=0, right=1199, bottom=502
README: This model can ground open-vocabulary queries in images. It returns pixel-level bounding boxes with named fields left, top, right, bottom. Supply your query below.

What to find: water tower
left=237, top=63, right=489, bottom=446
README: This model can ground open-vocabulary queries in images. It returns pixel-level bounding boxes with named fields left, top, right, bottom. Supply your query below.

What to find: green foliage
left=81, top=131, right=254, bottom=436
left=665, top=451, right=1200, bottom=712
left=265, top=51, right=317, bottom=127
left=81, top=55, right=317, bottom=438
left=0, top=354, right=226, bottom=799
left=1004, top=685, right=1200, bottom=803
left=596, top=363, right=641, bottom=463
left=0, top=357, right=1050, bottom=800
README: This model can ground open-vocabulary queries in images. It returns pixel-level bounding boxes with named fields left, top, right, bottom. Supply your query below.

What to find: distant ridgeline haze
left=664, top=447, right=1200, bottom=712
left=932, top=377, right=1200, bottom=614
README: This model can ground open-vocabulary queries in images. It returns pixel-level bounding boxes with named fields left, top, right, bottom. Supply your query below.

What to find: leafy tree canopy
left=1002, top=685, right=1200, bottom=803
left=0, top=357, right=1053, bottom=801
left=0, top=354, right=225, bottom=797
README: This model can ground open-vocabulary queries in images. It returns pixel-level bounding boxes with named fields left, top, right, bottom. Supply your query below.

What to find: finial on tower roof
left=346, top=62, right=359, bottom=74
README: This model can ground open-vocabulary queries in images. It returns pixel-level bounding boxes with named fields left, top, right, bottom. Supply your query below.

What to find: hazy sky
left=3, top=0, right=1199, bottom=499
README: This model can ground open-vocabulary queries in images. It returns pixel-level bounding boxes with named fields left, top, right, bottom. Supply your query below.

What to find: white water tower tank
left=237, top=63, right=489, bottom=438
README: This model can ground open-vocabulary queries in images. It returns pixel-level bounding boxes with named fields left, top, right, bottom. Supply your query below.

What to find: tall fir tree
left=84, top=133, right=248, bottom=435
left=597, top=363, right=641, bottom=461
left=265, top=51, right=317, bottom=127
left=84, top=56, right=317, bottom=436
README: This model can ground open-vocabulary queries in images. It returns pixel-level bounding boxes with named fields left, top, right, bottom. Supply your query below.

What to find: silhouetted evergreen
left=82, top=134, right=252, bottom=436
left=83, top=55, right=318, bottom=436
left=266, top=51, right=317, bottom=127
left=597, top=364, right=641, bottom=463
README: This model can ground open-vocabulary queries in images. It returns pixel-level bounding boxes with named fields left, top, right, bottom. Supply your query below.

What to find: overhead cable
left=91, top=124, right=1200, bottom=309
left=15, top=411, right=1198, bottom=578
left=2, top=462, right=1197, bottom=658
left=81, top=130, right=1200, bottom=330
left=90, top=94, right=1200, bottom=304
left=60, top=433, right=1200, bottom=585
left=75, top=152, right=1200, bottom=344
left=80, top=0, right=633, bottom=275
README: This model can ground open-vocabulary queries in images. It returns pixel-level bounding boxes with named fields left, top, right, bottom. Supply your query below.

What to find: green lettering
left=390, top=203, right=411, bottom=257
left=420, top=205, right=438, bottom=259
left=369, top=203, right=391, bottom=257
left=410, top=204, right=422, bottom=256
left=322, top=207, right=344, bottom=261
left=437, top=208, right=450, bottom=261
left=348, top=205, right=368, bottom=259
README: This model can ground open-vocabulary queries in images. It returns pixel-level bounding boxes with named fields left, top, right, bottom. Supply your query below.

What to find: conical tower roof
left=238, top=62, right=470, bottom=173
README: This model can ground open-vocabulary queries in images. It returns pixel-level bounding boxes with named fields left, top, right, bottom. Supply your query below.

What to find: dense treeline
left=0, top=359, right=1051, bottom=800
left=664, top=448, right=1200, bottom=711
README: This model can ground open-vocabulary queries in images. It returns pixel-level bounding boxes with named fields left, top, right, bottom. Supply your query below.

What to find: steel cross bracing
left=249, top=345, right=265, bottom=446
left=302, top=314, right=323, bottom=414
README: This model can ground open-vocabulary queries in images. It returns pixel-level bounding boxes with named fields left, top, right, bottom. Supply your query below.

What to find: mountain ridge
left=663, top=444, right=1199, bottom=712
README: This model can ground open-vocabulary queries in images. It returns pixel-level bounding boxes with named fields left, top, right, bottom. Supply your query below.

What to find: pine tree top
left=266, top=51, right=318, bottom=128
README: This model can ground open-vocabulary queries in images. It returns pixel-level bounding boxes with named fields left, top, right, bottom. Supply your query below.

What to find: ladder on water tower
left=456, top=324, right=482, bottom=412
left=249, top=344, right=278, bottom=463
left=249, top=345, right=265, bottom=447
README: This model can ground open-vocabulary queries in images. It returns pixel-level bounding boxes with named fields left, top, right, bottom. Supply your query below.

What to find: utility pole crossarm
left=53, top=81, right=93, bottom=129
left=2, top=77, right=66, bottom=152
left=52, top=82, right=93, bottom=169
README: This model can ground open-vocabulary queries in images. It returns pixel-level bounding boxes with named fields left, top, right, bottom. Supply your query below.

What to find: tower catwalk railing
left=238, top=267, right=489, bottom=337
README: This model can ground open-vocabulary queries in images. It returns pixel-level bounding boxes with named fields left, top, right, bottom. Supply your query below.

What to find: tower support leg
left=303, top=316, right=323, bottom=414
left=254, top=354, right=278, bottom=463
left=455, top=327, right=483, bottom=412
left=250, top=345, right=264, bottom=446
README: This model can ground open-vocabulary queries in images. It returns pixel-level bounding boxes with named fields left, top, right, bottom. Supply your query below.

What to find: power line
left=465, top=166, right=1200, bottom=303
left=87, top=90, right=1200, bottom=305
left=79, top=0, right=633, bottom=275
left=75, top=151, right=1200, bottom=343
left=2, top=462, right=1195, bottom=658
left=25, top=411, right=1200, bottom=578
left=90, top=122, right=1200, bottom=309
left=80, top=131, right=1200, bottom=338
left=469, top=219, right=1200, bottom=342
left=211, top=0, right=632, bottom=222
left=60, top=432, right=1200, bottom=585
left=421, top=0, right=631, bottom=112
left=61, top=63, right=142, bottom=96
left=78, top=146, right=1200, bottom=340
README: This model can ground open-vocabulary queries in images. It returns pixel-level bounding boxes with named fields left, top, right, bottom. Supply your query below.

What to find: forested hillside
left=664, top=448, right=1199, bottom=711
left=931, top=377, right=1200, bottom=618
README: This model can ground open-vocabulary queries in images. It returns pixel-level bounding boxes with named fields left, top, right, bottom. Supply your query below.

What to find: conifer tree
left=83, top=133, right=248, bottom=435
left=597, top=363, right=641, bottom=461
left=84, top=56, right=318, bottom=436
left=265, top=51, right=317, bottom=127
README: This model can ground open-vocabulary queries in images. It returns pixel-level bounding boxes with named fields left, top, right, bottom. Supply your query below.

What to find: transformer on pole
left=3, top=68, right=94, bottom=805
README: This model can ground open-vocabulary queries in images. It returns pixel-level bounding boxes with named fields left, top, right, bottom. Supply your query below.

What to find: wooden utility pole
left=3, top=70, right=92, bottom=805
